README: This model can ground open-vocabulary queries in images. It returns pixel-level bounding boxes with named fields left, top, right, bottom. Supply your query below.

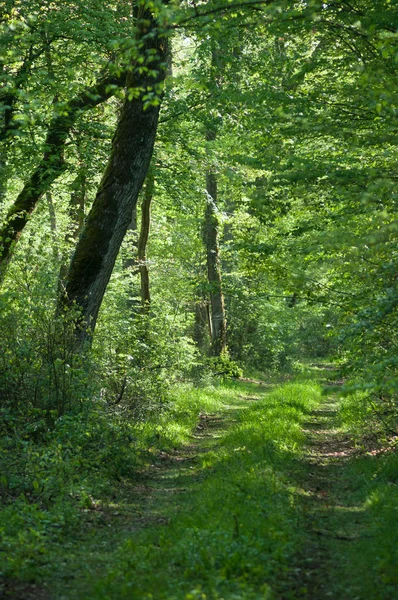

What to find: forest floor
left=295, top=393, right=369, bottom=599
left=2, top=370, right=397, bottom=599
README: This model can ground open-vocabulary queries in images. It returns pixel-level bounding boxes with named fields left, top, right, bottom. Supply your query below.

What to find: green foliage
left=0, top=498, right=78, bottom=581
left=95, top=284, right=200, bottom=417
left=335, top=399, right=398, bottom=597
left=0, top=0, right=397, bottom=594
left=0, top=288, right=94, bottom=417
left=0, top=375, right=227, bottom=585
left=206, top=353, right=243, bottom=379
left=78, top=380, right=322, bottom=600
left=340, top=386, right=397, bottom=446
left=0, top=398, right=140, bottom=580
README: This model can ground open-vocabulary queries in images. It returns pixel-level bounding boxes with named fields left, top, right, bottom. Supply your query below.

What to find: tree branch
left=0, top=72, right=125, bottom=280
left=173, top=0, right=276, bottom=28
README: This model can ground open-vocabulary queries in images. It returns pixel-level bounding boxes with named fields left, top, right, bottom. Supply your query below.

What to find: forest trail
left=150, top=382, right=366, bottom=600
left=115, top=378, right=377, bottom=600
left=5, top=376, right=394, bottom=600
left=146, top=381, right=369, bottom=600
left=124, top=406, right=241, bottom=539
left=297, top=394, right=364, bottom=600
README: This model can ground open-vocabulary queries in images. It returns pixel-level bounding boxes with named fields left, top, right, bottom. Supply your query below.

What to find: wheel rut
left=297, top=396, right=363, bottom=600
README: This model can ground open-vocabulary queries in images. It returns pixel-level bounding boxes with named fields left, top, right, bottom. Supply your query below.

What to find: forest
left=0, top=0, right=397, bottom=598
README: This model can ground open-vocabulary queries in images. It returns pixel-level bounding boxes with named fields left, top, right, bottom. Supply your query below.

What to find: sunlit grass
left=333, top=398, right=398, bottom=598
left=79, top=379, right=322, bottom=600
left=4, top=372, right=395, bottom=600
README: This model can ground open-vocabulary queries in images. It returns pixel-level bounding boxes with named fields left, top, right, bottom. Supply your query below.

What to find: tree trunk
left=0, top=73, right=125, bottom=282
left=46, top=191, right=59, bottom=261
left=193, top=296, right=210, bottom=351
left=68, top=171, right=86, bottom=241
left=138, top=170, right=154, bottom=311
left=124, top=208, right=138, bottom=272
left=61, top=21, right=168, bottom=344
left=204, top=129, right=227, bottom=356
left=58, top=170, right=87, bottom=293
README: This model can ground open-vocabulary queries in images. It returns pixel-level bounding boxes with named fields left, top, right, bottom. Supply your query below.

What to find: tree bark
left=193, top=296, right=210, bottom=351
left=68, top=171, right=86, bottom=241
left=0, top=73, right=125, bottom=282
left=138, top=170, right=154, bottom=311
left=204, top=129, right=227, bottom=356
left=61, top=20, right=168, bottom=344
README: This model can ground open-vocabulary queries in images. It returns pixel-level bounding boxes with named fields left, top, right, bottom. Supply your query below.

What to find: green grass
left=2, top=373, right=396, bottom=599
left=330, top=392, right=398, bottom=599
left=54, top=379, right=322, bottom=600
left=0, top=377, right=322, bottom=599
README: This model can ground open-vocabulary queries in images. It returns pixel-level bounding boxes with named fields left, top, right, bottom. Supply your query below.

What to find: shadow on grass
left=295, top=396, right=398, bottom=600
left=74, top=380, right=322, bottom=600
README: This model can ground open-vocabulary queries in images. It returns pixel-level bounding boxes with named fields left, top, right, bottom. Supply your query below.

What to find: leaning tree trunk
left=61, top=19, right=168, bottom=345
left=204, top=129, right=227, bottom=356
left=0, top=73, right=125, bottom=283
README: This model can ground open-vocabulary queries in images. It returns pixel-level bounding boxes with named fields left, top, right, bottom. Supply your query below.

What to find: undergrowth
left=0, top=383, right=225, bottom=585
left=81, top=380, right=322, bottom=600
left=3, top=368, right=396, bottom=600
left=0, top=379, right=322, bottom=598
left=336, top=391, right=398, bottom=598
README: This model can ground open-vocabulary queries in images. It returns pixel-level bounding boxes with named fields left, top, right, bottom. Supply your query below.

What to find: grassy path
left=296, top=384, right=397, bottom=600
left=297, top=395, right=363, bottom=599
left=48, top=378, right=320, bottom=600
left=2, top=375, right=397, bottom=599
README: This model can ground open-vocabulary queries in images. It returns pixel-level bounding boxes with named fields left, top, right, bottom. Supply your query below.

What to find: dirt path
left=298, top=395, right=364, bottom=600
left=57, top=384, right=366, bottom=600
left=130, top=408, right=241, bottom=529
left=5, top=379, right=386, bottom=600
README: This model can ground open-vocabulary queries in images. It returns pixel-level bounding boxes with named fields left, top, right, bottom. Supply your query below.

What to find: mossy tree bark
left=204, top=130, right=227, bottom=356
left=61, top=20, right=168, bottom=344
left=137, top=169, right=154, bottom=312
left=0, top=73, right=124, bottom=282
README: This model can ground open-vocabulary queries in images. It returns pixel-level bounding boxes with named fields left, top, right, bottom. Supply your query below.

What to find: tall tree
left=204, top=127, right=227, bottom=356
left=137, top=169, right=154, bottom=312
left=61, top=5, right=169, bottom=343
left=0, top=0, right=139, bottom=280
left=0, top=74, right=124, bottom=281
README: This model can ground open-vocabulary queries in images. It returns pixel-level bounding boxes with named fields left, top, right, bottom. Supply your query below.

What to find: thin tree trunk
left=202, top=43, right=228, bottom=356
left=123, top=206, right=141, bottom=314
left=124, top=208, right=138, bottom=272
left=0, top=73, right=125, bottom=282
left=204, top=129, right=227, bottom=356
left=58, top=171, right=87, bottom=296
left=69, top=171, right=86, bottom=241
left=193, top=296, right=210, bottom=351
left=123, top=171, right=153, bottom=313
left=46, top=191, right=57, bottom=234
left=61, top=20, right=168, bottom=344
left=138, top=170, right=154, bottom=311
left=45, top=191, right=59, bottom=261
